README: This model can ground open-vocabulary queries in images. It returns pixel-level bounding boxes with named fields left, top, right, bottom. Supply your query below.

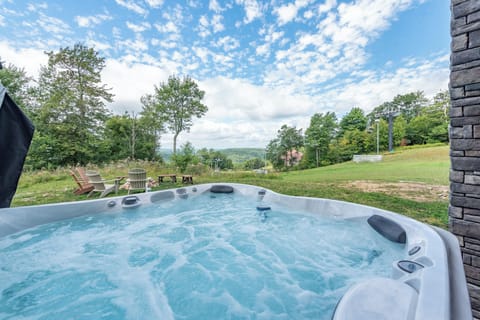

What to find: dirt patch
left=342, top=180, right=449, bottom=202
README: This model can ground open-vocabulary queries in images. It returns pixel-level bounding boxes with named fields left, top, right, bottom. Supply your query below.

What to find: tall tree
left=103, top=113, right=161, bottom=161
left=368, top=91, right=428, bottom=123
left=141, top=75, right=208, bottom=154
left=31, top=43, right=113, bottom=167
left=266, top=125, right=303, bottom=170
left=406, top=91, right=450, bottom=145
left=305, top=112, right=337, bottom=167
left=103, top=113, right=135, bottom=161
left=0, top=60, right=33, bottom=115
left=339, top=107, right=367, bottom=135
left=391, top=91, right=428, bottom=122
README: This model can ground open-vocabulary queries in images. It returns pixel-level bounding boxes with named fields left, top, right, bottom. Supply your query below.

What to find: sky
left=0, top=0, right=450, bottom=150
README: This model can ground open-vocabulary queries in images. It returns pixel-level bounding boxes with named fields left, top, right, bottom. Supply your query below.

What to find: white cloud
left=0, top=0, right=447, bottom=150
left=200, top=76, right=314, bottom=121
left=153, top=4, right=183, bottom=45
left=198, top=15, right=211, bottom=38
left=209, top=0, right=223, bottom=12
left=318, top=0, right=337, bottom=14
left=264, top=0, right=423, bottom=96
left=193, top=47, right=210, bottom=63
left=322, top=55, right=449, bottom=114
left=145, top=0, right=164, bottom=8
left=0, top=15, right=4, bottom=26
left=235, top=0, right=262, bottom=24
left=86, top=39, right=112, bottom=52
left=337, top=0, right=414, bottom=34
left=115, top=36, right=149, bottom=55
left=274, top=0, right=313, bottom=25
left=102, top=59, right=171, bottom=113
left=0, top=41, right=47, bottom=79
left=75, top=14, right=112, bottom=28
left=160, top=76, right=318, bottom=148
left=187, top=0, right=201, bottom=8
left=196, top=14, right=224, bottom=37
left=27, top=2, right=48, bottom=12
left=256, top=43, right=269, bottom=56
left=275, top=3, right=298, bottom=25
left=126, top=21, right=151, bottom=32
left=215, top=36, right=240, bottom=51
left=36, top=13, right=71, bottom=35
left=212, top=14, right=225, bottom=33
left=169, top=55, right=449, bottom=149
left=114, top=0, right=147, bottom=15
left=303, top=10, right=314, bottom=19
left=75, top=16, right=92, bottom=28
left=155, top=21, right=179, bottom=33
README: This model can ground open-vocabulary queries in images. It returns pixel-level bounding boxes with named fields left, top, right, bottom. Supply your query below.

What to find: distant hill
left=219, top=148, right=265, bottom=164
left=158, top=148, right=173, bottom=162
left=159, top=147, right=265, bottom=164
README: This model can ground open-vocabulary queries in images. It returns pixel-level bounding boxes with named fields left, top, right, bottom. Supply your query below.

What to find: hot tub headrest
left=210, top=185, right=234, bottom=194
left=367, top=214, right=406, bottom=244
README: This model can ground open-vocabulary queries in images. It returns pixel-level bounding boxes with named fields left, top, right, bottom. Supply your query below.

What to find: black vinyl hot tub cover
left=0, top=84, right=34, bottom=208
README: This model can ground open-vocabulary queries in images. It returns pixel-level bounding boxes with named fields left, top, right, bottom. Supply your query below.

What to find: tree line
left=0, top=43, right=208, bottom=170
left=267, top=90, right=450, bottom=170
left=1, top=43, right=450, bottom=173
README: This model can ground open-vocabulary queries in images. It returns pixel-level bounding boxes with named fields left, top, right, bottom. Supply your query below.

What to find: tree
left=304, top=112, right=337, bottom=167
left=103, top=114, right=132, bottom=160
left=391, top=91, right=428, bottom=122
left=431, top=90, right=450, bottom=126
left=266, top=138, right=284, bottom=170
left=393, top=115, right=407, bottom=146
left=103, top=113, right=161, bottom=161
left=0, top=60, right=33, bottom=115
left=31, top=43, right=113, bottom=167
left=407, top=115, right=433, bottom=145
left=266, top=125, right=303, bottom=170
left=337, top=129, right=372, bottom=161
left=244, top=158, right=265, bottom=170
left=173, top=142, right=198, bottom=172
left=196, top=148, right=234, bottom=170
left=339, top=107, right=367, bottom=136
left=369, top=91, right=428, bottom=123
left=141, top=75, right=208, bottom=154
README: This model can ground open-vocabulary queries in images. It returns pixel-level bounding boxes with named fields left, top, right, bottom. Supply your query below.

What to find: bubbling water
left=0, top=193, right=405, bottom=319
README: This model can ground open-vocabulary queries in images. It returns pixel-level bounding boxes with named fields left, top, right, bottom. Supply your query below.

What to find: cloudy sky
left=0, top=0, right=450, bottom=149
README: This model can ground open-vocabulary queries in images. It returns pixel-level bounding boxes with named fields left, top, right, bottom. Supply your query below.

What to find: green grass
left=283, top=145, right=449, bottom=185
left=11, top=144, right=450, bottom=228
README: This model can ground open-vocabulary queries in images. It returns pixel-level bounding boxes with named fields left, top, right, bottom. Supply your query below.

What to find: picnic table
left=158, top=174, right=177, bottom=183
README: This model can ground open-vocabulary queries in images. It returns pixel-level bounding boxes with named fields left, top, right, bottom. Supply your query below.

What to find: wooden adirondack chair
left=70, top=168, right=94, bottom=195
left=85, top=171, right=123, bottom=198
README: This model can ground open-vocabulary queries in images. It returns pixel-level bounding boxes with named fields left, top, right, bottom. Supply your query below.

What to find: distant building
left=281, top=149, right=303, bottom=166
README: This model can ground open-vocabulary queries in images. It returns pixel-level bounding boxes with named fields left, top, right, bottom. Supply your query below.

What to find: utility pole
left=130, top=112, right=137, bottom=160
left=388, top=113, right=393, bottom=153
left=380, top=104, right=399, bottom=153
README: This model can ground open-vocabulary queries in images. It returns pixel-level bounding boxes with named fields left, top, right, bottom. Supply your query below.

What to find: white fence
left=352, top=154, right=383, bottom=163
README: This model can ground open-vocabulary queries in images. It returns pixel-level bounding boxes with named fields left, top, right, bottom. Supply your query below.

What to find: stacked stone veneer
left=450, top=0, right=480, bottom=318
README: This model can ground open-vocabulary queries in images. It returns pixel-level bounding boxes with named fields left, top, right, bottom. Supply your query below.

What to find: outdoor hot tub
left=0, top=183, right=472, bottom=319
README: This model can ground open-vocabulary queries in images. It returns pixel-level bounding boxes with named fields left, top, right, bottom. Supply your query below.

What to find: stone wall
left=450, top=0, right=480, bottom=318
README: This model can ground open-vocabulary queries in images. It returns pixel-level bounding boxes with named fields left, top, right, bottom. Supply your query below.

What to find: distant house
left=281, top=149, right=303, bottom=166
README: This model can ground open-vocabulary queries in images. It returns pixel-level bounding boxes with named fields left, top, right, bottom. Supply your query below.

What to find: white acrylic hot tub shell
left=0, top=183, right=472, bottom=320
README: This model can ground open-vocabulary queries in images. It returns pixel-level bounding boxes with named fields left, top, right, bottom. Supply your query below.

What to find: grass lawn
left=282, top=145, right=449, bottom=185
left=11, top=144, right=450, bottom=228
